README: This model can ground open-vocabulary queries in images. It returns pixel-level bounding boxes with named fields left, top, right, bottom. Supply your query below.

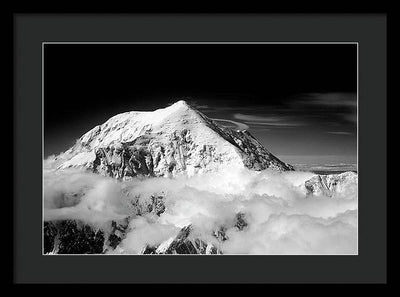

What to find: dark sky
left=44, top=44, right=357, bottom=164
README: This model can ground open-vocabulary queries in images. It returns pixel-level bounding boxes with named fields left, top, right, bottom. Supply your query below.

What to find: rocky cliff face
left=44, top=218, right=130, bottom=254
left=140, top=212, right=248, bottom=255
left=43, top=185, right=254, bottom=255
left=141, top=225, right=222, bottom=255
left=52, top=100, right=293, bottom=179
left=44, top=206, right=250, bottom=255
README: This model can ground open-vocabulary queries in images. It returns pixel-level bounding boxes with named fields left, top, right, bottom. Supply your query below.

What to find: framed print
left=13, top=13, right=388, bottom=284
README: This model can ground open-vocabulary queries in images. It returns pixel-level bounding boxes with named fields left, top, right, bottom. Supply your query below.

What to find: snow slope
left=304, top=171, right=358, bottom=198
left=53, top=100, right=293, bottom=179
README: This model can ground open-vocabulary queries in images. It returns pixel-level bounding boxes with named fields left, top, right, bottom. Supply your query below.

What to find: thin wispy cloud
left=340, top=113, right=357, bottom=124
left=234, top=114, right=282, bottom=122
left=292, top=93, right=357, bottom=108
left=234, top=113, right=306, bottom=127
left=212, top=118, right=250, bottom=131
left=326, top=131, right=354, bottom=135
left=290, top=93, right=357, bottom=124
left=196, top=105, right=210, bottom=109
left=244, top=121, right=306, bottom=127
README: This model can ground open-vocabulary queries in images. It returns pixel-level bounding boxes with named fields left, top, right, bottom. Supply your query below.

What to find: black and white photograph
left=43, top=42, right=358, bottom=255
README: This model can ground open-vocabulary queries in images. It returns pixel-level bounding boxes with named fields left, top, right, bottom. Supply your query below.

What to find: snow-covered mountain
left=304, top=171, right=358, bottom=197
left=52, top=100, right=293, bottom=179
left=43, top=100, right=358, bottom=255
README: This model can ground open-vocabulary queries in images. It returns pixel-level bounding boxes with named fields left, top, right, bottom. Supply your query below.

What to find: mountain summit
left=53, top=100, right=293, bottom=179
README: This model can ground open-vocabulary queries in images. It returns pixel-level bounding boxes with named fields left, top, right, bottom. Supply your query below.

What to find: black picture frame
left=13, top=12, right=388, bottom=284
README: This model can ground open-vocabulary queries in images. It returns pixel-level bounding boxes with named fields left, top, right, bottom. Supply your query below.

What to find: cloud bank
left=43, top=166, right=357, bottom=255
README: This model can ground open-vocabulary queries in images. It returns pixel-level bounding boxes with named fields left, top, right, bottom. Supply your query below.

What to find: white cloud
left=119, top=216, right=180, bottom=254
left=223, top=210, right=357, bottom=254
left=43, top=166, right=358, bottom=254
